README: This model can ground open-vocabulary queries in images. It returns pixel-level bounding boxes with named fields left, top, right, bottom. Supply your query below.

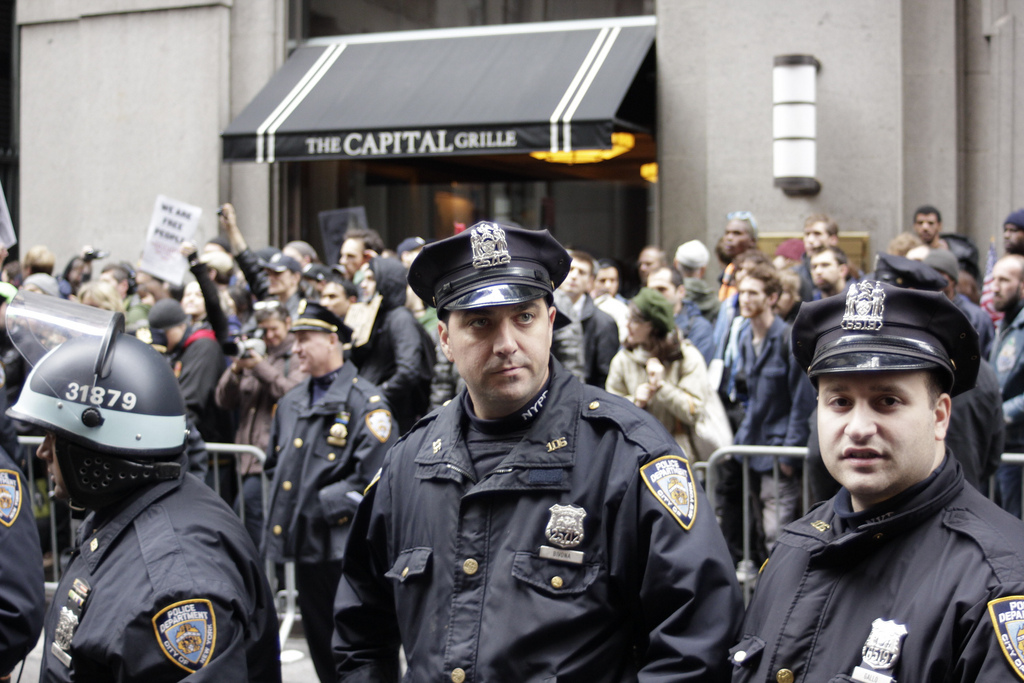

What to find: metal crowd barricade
left=22, top=436, right=298, bottom=647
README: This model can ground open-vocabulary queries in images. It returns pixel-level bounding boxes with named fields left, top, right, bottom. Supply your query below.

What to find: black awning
left=222, top=16, right=655, bottom=163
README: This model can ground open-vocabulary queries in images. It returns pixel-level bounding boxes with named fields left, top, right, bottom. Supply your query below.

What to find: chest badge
left=988, top=596, right=1024, bottom=680
left=545, top=504, right=586, bottom=549
left=153, top=599, right=217, bottom=672
left=851, top=618, right=908, bottom=683
left=51, top=577, right=91, bottom=668
left=0, top=468, right=23, bottom=527
left=640, top=455, right=698, bottom=530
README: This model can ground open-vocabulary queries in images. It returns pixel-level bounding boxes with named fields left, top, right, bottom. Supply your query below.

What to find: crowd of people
left=1, top=202, right=1024, bottom=681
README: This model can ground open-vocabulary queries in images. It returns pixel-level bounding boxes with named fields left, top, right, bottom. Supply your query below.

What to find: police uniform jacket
left=264, top=360, right=396, bottom=564
left=39, top=466, right=281, bottom=682
left=334, top=359, right=742, bottom=683
left=0, top=446, right=44, bottom=677
left=730, top=455, right=1024, bottom=682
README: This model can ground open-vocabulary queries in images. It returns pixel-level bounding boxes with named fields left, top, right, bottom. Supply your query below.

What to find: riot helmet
left=6, top=291, right=187, bottom=508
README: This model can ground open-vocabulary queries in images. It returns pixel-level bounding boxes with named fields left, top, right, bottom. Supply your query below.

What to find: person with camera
left=216, top=302, right=306, bottom=546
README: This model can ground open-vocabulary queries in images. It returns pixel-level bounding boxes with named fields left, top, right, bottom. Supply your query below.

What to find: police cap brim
left=446, top=283, right=550, bottom=311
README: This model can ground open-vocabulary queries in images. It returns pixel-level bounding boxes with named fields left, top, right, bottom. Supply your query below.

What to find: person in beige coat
left=606, top=287, right=710, bottom=461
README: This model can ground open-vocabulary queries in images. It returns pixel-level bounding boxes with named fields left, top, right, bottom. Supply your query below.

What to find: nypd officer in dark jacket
left=730, top=280, right=1024, bottom=682
left=6, top=292, right=280, bottom=681
left=334, top=222, right=742, bottom=682
left=264, top=302, right=396, bottom=683
left=0, top=433, right=44, bottom=679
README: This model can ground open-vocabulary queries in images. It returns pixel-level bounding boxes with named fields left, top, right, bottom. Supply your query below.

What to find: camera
left=82, top=248, right=109, bottom=262
left=236, top=338, right=267, bottom=359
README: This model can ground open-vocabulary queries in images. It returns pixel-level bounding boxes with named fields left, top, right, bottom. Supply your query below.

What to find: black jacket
left=334, top=359, right=742, bottom=682
left=578, top=294, right=620, bottom=388
left=349, top=257, right=433, bottom=434
left=264, top=361, right=396, bottom=564
left=732, top=456, right=1024, bottom=682
left=39, top=465, right=280, bottom=681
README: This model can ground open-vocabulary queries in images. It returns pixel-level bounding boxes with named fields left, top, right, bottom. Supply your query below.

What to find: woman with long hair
left=606, top=287, right=710, bottom=460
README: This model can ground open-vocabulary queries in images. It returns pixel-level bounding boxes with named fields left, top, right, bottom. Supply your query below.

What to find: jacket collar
left=302, top=361, right=358, bottom=414
left=415, top=358, right=580, bottom=487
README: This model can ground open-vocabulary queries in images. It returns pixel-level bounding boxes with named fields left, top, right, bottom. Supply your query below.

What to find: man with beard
left=990, top=254, right=1024, bottom=518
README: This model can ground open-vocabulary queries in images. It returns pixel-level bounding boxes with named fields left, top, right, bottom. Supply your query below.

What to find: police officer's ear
left=438, top=318, right=454, bottom=363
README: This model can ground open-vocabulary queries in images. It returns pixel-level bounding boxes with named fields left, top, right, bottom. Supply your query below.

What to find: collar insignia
left=471, top=223, right=511, bottom=269
left=989, top=596, right=1024, bottom=680
left=545, top=504, right=586, bottom=549
left=640, top=455, right=698, bottom=530
left=850, top=618, right=908, bottom=683
left=153, top=599, right=216, bottom=672
left=841, top=281, right=886, bottom=331
left=0, top=469, right=22, bottom=527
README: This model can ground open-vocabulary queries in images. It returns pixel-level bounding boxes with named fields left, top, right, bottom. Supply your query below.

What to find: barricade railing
left=19, top=436, right=298, bottom=647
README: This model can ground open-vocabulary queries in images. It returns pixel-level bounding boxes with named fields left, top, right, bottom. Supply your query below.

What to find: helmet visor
left=6, top=290, right=123, bottom=370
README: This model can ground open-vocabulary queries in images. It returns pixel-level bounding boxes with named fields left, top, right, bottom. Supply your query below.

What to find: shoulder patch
left=365, top=409, right=393, bottom=443
left=0, top=469, right=22, bottom=527
left=989, top=596, right=1024, bottom=680
left=153, top=599, right=216, bottom=672
left=640, top=455, right=697, bottom=530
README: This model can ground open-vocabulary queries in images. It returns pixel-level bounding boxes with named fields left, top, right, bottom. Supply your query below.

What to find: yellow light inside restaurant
left=640, top=162, right=658, bottom=183
left=530, top=132, right=635, bottom=165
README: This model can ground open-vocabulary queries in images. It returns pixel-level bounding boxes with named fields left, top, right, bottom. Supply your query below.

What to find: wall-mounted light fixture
left=773, top=55, right=821, bottom=196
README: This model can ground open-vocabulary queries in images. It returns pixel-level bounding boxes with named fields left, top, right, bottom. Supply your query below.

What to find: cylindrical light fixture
left=773, top=55, right=821, bottom=195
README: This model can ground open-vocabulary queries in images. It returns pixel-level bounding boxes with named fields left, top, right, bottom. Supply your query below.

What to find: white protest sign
left=139, top=195, right=201, bottom=286
left=0, top=180, right=16, bottom=248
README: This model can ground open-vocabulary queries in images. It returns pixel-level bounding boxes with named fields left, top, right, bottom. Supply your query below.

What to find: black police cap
left=873, top=252, right=946, bottom=291
left=792, top=280, right=980, bottom=397
left=408, top=221, right=570, bottom=312
left=290, top=300, right=352, bottom=342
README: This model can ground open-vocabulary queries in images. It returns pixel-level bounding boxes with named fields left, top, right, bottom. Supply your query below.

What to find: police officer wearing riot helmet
left=730, top=281, right=1024, bottom=682
left=264, top=302, right=396, bottom=683
left=7, top=296, right=280, bottom=681
left=334, top=222, right=742, bottom=682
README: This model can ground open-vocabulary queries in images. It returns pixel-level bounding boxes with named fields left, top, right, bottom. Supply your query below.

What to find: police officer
left=730, top=281, right=1024, bottom=682
left=333, top=222, right=742, bottom=682
left=0, top=414, right=44, bottom=679
left=5, top=293, right=280, bottom=681
left=264, top=302, right=396, bottom=683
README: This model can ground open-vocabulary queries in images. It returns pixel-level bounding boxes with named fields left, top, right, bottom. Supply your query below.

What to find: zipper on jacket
left=446, top=462, right=477, bottom=483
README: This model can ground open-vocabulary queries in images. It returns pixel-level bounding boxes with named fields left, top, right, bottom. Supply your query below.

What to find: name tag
left=539, top=545, right=584, bottom=565
left=852, top=666, right=894, bottom=683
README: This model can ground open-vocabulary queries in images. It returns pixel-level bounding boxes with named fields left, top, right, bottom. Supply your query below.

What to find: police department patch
left=989, top=596, right=1024, bottom=680
left=640, top=456, right=697, bottom=530
left=153, top=599, right=216, bottom=672
left=0, top=469, right=22, bottom=527
left=365, top=409, right=393, bottom=443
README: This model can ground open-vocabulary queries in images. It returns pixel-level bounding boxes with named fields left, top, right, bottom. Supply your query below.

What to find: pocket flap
left=385, top=547, right=432, bottom=582
left=729, top=635, right=765, bottom=668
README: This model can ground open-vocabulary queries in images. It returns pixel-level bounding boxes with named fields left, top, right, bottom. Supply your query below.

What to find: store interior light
left=530, top=132, right=635, bottom=165
left=640, top=162, right=658, bottom=183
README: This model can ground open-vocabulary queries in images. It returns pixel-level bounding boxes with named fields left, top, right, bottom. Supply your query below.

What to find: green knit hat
left=631, top=287, right=674, bottom=335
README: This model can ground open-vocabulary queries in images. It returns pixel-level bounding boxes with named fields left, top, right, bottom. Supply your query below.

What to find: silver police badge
left=545, top=504, right=586, bottom=549
left=471, top=223, right=511, bottom=269
left=841, top=281, right=886, bottom=331
left=851, top=618, right=908, bottom=683
left=52, top=606, right=78, bottom=667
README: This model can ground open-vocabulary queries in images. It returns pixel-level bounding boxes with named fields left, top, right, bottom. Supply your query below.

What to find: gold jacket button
left=328, top=453, right=336, bottom=461
left=463, top=559, right=479, bottom=575
left=451, top=668, right=466, bottom=683
left=282, top=481, right=292, bottom=491
left=588, top=401, right=600, bottom=409
left=401, top=566, right=409, bottom=578
left=293, top=437, right=303, bottom=448
left=551, top=576, right=564, bottom=589
left=777, top=669, right=794, bottom=683
left=272, top=525, right=282, bottom=535
left=733, top=650, right=747, bottom=663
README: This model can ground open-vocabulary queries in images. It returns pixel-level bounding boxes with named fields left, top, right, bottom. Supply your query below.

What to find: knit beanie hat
left=1005, top=209, right=1024, bottom=230
left=631, top=287, right=675, bottom=335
